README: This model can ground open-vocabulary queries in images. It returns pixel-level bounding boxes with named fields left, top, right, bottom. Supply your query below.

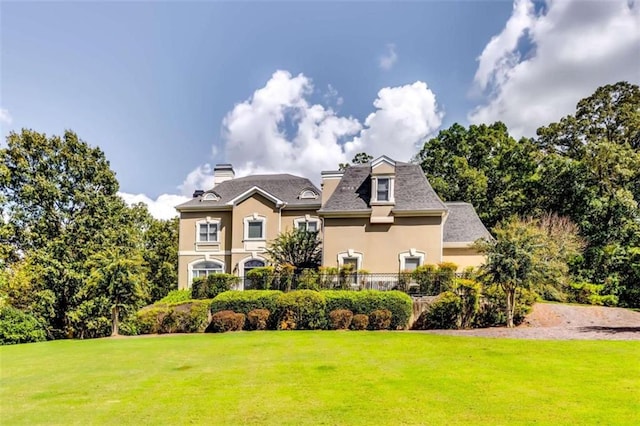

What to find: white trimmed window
left=191, top=260, right=223, bottom=281
left=196, top=219, right=220, bottom=243
left=244, top=215, right=266, bottom=240
left=399, top=250, right=425, bottom=271
left=294, top=216, right=320, bottom=232
left=337, top=250, right=363, bottom=270
left=371, top=176, right=395, bottom=203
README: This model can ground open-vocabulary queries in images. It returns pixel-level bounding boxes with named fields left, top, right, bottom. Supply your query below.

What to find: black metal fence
left=238, top=271, right=465, bottom=296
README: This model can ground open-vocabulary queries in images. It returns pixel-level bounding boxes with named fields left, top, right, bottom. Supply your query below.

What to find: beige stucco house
left=176, top=156, right=491, bottom=289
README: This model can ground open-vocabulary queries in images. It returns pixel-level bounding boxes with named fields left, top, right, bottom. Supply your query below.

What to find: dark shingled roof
left=319, top=162, right=447, bottom=212
left=176, top=174, right=321, bottom=210
left=443, top=202, right=492, bottom=242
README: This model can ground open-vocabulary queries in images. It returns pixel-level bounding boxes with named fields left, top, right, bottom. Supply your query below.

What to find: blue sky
left=2, top=0, right=638, bottom=218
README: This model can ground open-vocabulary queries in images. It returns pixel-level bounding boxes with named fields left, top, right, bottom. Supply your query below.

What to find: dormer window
left=299, top=189, right=318, bottom=199
left=377, top=178, right=390, bottom=201
left=371, top=176, right=394, bottom=204
left=202, top=192, right=219, bottom=201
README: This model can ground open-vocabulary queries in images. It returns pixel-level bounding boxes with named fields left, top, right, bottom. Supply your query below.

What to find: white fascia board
left=226, top=186, right=286, bottom=207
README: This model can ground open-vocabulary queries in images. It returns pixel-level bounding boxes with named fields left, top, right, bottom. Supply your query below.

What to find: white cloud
left=347, top=82, right=443, bottom=161
left=118, top=192, right=189, bottom=220
left=0, top=108, right=13, bottom=125
left=379, top=43, right=398, bottom=71
left=178, top=164, right=216, bottom=197
left=469, top=0, right=640, bottom=138
left=220, top=70, right=442, bottom=182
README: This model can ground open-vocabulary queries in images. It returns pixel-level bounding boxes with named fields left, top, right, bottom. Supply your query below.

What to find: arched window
left=298, top=189, right=318, bottom=199
left=191, top=260, right=223, bottom=281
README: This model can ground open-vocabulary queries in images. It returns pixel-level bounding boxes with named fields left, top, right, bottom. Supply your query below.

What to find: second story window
left=377, top=178, right=390, bottom=201
left=247, top=220, right=264, bottom=239
left=198, top=222, right=218, bottom=242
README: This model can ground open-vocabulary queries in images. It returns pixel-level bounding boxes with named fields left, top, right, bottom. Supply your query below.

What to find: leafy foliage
left=207, top=310, right=245, bottom=333
left=0, top=305, right=47, bottom=345
left=328, top=309, right=353, bottom=330
left=266, top=229, right=322, bottom=271
left=192, top=273, right=239, bottom=299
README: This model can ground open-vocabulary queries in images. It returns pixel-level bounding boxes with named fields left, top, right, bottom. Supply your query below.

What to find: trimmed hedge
left=158, top=290, right=192, bottom=304
left=276, top=290, right=326, bottom=330
left=207, top=310, right=245, bottom=333
left=209, top=289, right=412, bottom=330
left=351, top=314, right=369, bottom=330
left=322, top=290, right=412, bottom=329
left=329, top=309, right=353, bottom=330
left=192, top=274, right=240, bottom=299
left=369, top=309, right=392, bottom=330
left=136, top=300, right=211, bottom=334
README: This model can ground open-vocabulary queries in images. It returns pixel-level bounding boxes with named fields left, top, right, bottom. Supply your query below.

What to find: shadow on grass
left=578, top=326, right=640, bottom=334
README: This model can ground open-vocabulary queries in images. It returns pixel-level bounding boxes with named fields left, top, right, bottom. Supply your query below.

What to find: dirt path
left=419, top=303, right=640, bottom=340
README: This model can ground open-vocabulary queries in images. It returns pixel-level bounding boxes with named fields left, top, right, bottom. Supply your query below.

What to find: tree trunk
left=111, top=305, right=119, bottom=336
left=506, top=288, right=515, bottom=328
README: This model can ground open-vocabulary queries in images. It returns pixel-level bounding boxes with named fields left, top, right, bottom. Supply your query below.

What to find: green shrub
left=412, top=292, right=461, bottom=330
left=350, top=314, right=369, bottom=330
left=192, top=274, right=240, bottom=299
left=318, top=267, right=339, bottom=289
left=276, top=290, right=326, bottom=330
left=0, top=306, right=47, bottom=345
left=413, top=264, right=438, bottom=294
left=369, top=309, right=392, bottom=330
left=207, top=310, right=245, bottom=333
left=136, top=301, right=210, bottom=334
left=247, top=309, right=270, bottom=330
left=211, top=291, right=282, bottom=329
left=473, top=285, right=538, bottom=328
left=136, top=305, right=171, bottom=334
left=322, top=290, right=412, bottom=329
left=328, top=309, right=353, bottom=330
left=569, top=282, right=618, bottom=306
left=454, top=279, right=481, bottom=329
left=158, top=290, right=192, bottom=304
left=437, top=262, right=458, bottom=292
left=297, top=269, right=320, bottom=290
left=246, top=267, right=277, bottom=290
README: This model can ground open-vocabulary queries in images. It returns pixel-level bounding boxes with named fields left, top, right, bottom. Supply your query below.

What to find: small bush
left=437, top=262, right=458, bottom=292
left=454, top=279, right=481, bottom=329
left=276, top=290, right=326, bottom=330
left=473, top=285, right=538, bottom=328
left=329, top=309, right=353, bottom=330
left=413, top=264, right=438, bottom=294
left=136, top=306, right=171, bottom=334
left=158, top=290, right=192, bottom=304
left=297, top=269, right=320, bottom=290
left=412, top=292, right=461, bottom=330
left=318, top=267, right=339, bottom=289
left=246, top=267, right=276, bottom=290
left=569, top=282, right=618, bottom=306
left=350, top=314, right=369, bottom=330
left=0, top=306, right=47, bottom=345
left=369, top=309, right=392, bottom=330
left=192, top=274, right=240, bottom=299
left=211, top=291, right=282, bottom=329
left=247, top=309, right=270, bottom=330
left=207, top=310, right=245, bottom=333
left=278, top=309, right=297, bottom=330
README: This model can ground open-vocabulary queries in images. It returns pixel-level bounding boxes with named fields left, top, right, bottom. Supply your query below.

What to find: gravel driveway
left=418, top=303, right=640, bottom=340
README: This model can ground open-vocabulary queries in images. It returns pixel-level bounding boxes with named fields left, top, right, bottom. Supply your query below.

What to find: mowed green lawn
left=1, top=332, right=639, bottom=425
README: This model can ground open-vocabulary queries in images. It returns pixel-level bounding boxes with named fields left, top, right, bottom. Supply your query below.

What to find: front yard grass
left=1, top=332, right=638, bottom=424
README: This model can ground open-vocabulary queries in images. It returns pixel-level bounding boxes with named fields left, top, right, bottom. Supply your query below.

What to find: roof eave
left=318, top=209, right=372, bottom=218
left=392, top=209, right=447, bottom=217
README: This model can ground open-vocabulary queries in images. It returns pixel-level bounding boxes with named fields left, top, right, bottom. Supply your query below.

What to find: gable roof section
left=319, top=162, right=447, bottom=213
left=176, top=174, right=321, bottom=211
left=443, top=202, right=492, bottom=243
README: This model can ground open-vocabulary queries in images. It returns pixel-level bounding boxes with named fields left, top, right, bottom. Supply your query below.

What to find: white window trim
left=188, top=258, right=225, bottom=285
left=337, top=250, right=364, bottom=270
left=294, top=215, right=320, bottom=232
left=244, top=213, right=267, bottom=241
left=399, top=249, right=426, bottom=271
left=371, top=176, right=395, bottom=204
left=195, top=218, right=221, bottom=243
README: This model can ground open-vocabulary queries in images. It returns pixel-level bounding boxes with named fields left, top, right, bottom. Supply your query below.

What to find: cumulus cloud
left=118, top=192, right=189, bottom=220
left=379, top=43, right=398, bottom=71
left=0, top=108, right=13, bottom=125
left=178, top=164, right=216, bottom=197
left=220, top=70, right=442, bottom=182
left=469, top=0, right=640, bottom=137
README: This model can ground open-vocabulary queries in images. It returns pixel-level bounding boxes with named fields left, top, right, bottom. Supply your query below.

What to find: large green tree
left=415, top=122, right=539, bottom=228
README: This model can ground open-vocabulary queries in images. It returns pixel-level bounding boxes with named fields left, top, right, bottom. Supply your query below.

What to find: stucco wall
left=442, top=247, right=486, bottom=270
left=322, top=215, right=444, bottom=272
